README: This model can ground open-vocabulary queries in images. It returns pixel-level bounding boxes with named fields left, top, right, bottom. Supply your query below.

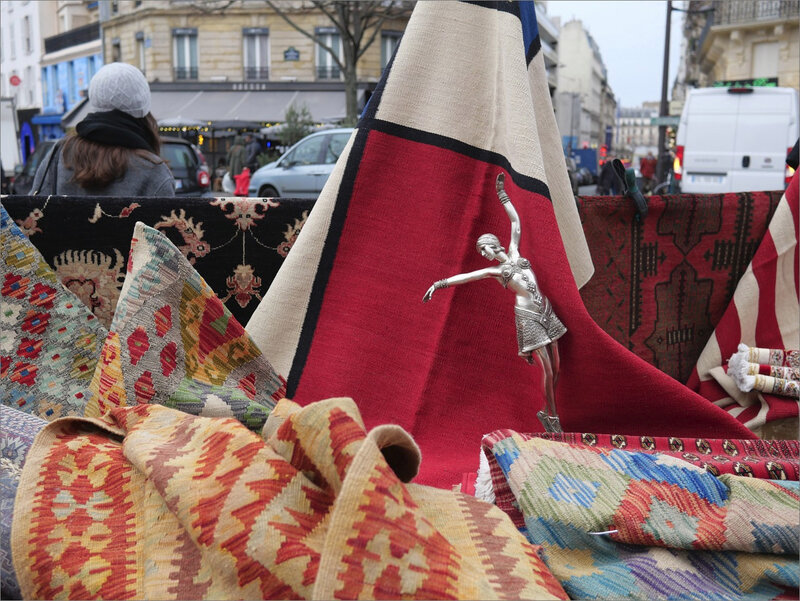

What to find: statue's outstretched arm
left=423, top=267, right=500, bottom=302
left=496, top=173, right=521, bottom=256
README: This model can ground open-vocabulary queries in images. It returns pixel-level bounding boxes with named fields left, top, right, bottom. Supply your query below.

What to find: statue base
left=537, top=410, right=562, bottom=433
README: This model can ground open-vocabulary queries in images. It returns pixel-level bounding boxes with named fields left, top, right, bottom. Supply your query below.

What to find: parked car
left=160, top=136, right=211, bottom=197
left=11, top=136, right=210, bottom=196
left=248, top=128, right=354, bottom=198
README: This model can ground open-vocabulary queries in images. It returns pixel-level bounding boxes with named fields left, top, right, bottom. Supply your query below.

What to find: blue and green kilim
left=485, top=432, right=800, bottom=600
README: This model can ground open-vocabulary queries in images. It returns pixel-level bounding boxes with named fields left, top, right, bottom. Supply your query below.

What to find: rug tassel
left=475, top=446, right=495, bottom=504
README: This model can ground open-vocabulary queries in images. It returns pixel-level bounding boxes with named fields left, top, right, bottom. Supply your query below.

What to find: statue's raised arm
left=496, top=173, right=521, bottom=257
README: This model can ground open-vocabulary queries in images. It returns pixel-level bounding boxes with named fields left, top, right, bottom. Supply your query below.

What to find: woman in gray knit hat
left=31, top=62, right=175, bottom=197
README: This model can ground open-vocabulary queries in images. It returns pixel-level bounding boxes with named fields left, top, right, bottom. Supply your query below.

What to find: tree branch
left=264, top=0, right=345, bottom=70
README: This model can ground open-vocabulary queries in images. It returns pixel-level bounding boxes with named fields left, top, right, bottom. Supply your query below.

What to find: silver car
left=248, top=127, right=353, bottom=198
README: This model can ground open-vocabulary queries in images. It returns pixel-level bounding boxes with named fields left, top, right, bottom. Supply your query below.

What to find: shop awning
left=32, top=113, right=65, bottom=125
left=61, top=88, right=358, bottom=129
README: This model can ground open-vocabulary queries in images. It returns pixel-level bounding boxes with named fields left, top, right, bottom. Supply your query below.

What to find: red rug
left=246, top=1, right=757, bottom=489
left=577, top=190, right=783, bottom=383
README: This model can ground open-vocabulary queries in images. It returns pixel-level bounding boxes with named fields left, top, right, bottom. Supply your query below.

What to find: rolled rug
left=728, top=343, right=800, bottom=398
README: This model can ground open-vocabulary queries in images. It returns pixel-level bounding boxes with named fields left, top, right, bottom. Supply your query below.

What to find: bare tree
left=265, top=1, right=414, bottom=125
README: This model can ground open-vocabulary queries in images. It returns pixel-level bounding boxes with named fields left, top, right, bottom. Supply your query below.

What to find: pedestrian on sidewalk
left=226, top=136, right=247, bottom=182
left=244, top=133, right=261, bottom=173
left=30, top=62, right=174, bottom=197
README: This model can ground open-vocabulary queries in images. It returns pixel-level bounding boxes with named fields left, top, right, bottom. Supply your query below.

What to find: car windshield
left=285, top=135, right=326, bottom=166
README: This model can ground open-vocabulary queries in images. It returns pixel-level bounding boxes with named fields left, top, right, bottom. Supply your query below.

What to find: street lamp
left=657, top=1, right=714, bottom=184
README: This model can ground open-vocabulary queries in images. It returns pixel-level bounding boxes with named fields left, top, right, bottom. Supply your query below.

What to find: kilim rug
left=576, top=189, right=783, bottom=383
left=1, top=202, right=107, bottom=421
left=2, top=195, right=315, bottom=328
left=480, top=430, right=800, bottom=530
left=11, top=398, right=567, bottom=600
left=688, top=174, right=799, bottom=434
left=245, top=0, right=756, bottom=488
left=482, top=431, right=799, bottom=600
left=1, top=406, right=47, bottom=599
left=84, top=221, right=286, bottom=432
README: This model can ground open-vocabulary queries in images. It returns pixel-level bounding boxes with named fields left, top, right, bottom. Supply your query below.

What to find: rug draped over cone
left=245, top=0, right=757, bottom=488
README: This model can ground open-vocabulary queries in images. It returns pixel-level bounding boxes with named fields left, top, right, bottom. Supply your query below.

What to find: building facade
left=97, top=0, right=410, bottom=113
left=674, top=0, right=799, bottom=111
left=535, top=1, right=560, bottom=96
left=553, top=19, right=617, bottom=154
left=615, top=101, right=660, bottom=158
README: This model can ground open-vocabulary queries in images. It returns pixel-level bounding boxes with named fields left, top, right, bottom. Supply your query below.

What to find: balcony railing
left=711, top=0, right=799, bottom=25
left=316, top=66, right=341, bottom=80
left=44, top=22, right=100, bottom=54
left=244, top=66, right=269, bottom=81
left=174, top=66, right=198, bottom=80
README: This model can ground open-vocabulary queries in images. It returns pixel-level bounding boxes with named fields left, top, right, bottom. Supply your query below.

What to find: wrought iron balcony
left=710, top=0, right=799, bottom=25
left=44, top=22, right=100, bottom=54
left=174, top=66, right=198, bottom=80
left=244, top=66, right=270, bottom=81
left=316, top=66, right=341, bottom=80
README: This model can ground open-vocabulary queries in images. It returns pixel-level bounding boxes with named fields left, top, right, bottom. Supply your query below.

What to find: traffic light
left=600, top=145, right=608, bottom=158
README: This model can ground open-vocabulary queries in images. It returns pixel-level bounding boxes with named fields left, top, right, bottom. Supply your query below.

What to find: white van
left=674, top=86, right=798, bottom=193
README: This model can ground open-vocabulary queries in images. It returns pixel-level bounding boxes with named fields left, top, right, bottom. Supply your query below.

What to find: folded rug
left=245, top=0, right=756, bottom=489
left=480, top=430, right=800, bottom=530
left=728, top=344, right=800, bottom=398
left=688, top=174, right=799, bottom=434
left=482, top=431, right=799, bottom=600
left=12, top=398, right=567, bottom=600
left=1, top=406, right=47, bottom=600
left=83, top=222, right=286, bottom=432
left=1, top=202, right=107, bottom=421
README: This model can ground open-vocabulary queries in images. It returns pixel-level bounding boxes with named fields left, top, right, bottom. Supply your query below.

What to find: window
left=753, top=42, right=779, bottom=79
left=243, top=28, right=269, bottom=80
left=136, top=31, right=146, bottom=74
left=380, top=31, right=401, bottom=69
left=315, top=27, right=341, bottom=80
left=25, top=65, right=33, bottom=104
left=112, top=39, right=121, bottom=62
left=173, top=28, right=198, bottom=80
left=23, top=16, right=31, bottom=54
left=68, top=61, right=76, bottom=104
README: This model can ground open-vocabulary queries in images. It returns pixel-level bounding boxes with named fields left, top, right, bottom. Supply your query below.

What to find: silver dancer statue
left=422, top=173, right=566, bottom=432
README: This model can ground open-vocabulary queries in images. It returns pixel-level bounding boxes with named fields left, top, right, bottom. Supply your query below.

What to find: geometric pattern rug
left=85, top=222, right=287, bottom=433
left=12, top=398, right=567, bottom=600
left=482, top=431, right=800, bottom=600
left=1, top=202, right=107, bottom=421
left=481, top=429, right=800, bottom=530
left=577, top=190, right=783, bottom=383
left=0, top=406, right=47, bottom=599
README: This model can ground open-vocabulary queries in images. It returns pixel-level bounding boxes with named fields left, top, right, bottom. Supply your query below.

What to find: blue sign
left=284, top=47, right=300, bottom=61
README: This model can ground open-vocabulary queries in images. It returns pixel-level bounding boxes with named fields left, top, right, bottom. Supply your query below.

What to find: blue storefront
left=33, top=53, right=102, bottom=139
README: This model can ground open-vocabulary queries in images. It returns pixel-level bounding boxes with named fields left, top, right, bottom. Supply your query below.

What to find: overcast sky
left=544, top=0, right=685, bottom=108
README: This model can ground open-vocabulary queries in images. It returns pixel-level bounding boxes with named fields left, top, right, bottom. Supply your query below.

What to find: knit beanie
left=88, top=62, right=151, bottom=118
